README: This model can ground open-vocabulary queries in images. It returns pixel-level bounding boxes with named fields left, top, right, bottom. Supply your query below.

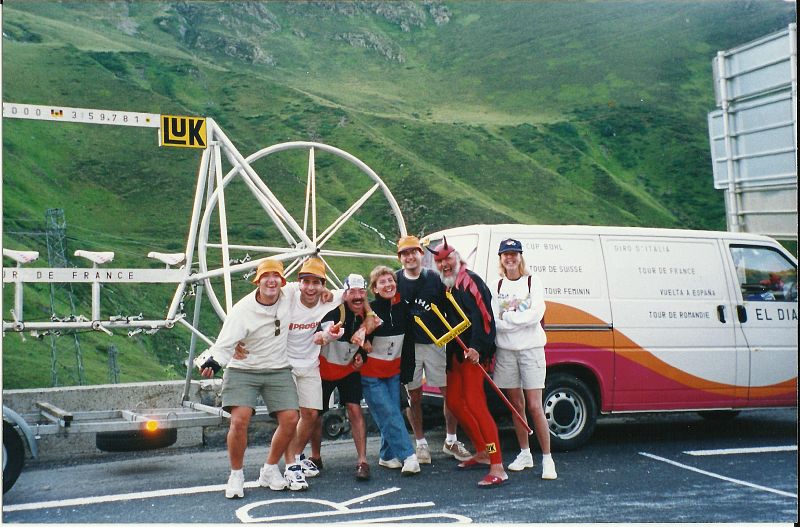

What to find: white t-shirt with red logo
left=286, top=290, right=344, bottom=369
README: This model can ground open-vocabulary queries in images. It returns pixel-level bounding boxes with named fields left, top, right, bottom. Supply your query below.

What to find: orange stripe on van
left=749, top=380, right=797, bottom=398
left=545, top=301, right=609, bottom=325
left=544, top=302, right=797, bottom=399
left=546, top=330, right=613, bottom=348
left=613, top=331, right=796, bottom=398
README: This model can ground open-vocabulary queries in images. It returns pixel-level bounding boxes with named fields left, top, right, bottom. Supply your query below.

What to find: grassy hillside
left=2, top=0, right=795, bottom=389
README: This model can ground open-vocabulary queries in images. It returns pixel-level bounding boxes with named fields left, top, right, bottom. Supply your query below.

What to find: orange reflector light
left=145, top=420, right=159, bottom=432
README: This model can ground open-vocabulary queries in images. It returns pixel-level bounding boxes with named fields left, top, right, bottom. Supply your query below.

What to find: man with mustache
left=429, top=238, right=508, bottom=487
left=311, top=273, right=373, bottom=480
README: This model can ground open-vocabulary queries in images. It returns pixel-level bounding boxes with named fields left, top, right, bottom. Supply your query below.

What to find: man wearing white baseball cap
left=310, top=273, right=376, bottom=480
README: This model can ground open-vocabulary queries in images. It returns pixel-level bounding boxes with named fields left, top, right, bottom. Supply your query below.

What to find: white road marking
left=4, top=483, right=472, bottom=524
left=348, top=512, right=472, bottom=523
left=237, top=499, right=436, bottom=523
left=2, top=480, right=262, bottom=512
left=684, top=445, right=797, bottom=456
left=639, top=452, right=798, bottom=499
left=236, top=486, right=471, bottom=523
left=339, top=487, right=403, bottom=507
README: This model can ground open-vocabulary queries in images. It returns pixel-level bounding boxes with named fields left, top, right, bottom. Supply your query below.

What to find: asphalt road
left=2, top=408, right=796, bottom=523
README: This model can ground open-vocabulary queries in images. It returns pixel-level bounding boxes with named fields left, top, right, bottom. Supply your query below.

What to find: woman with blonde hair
left=491, top=239, right=557, bottom=480
left=360, top=265, right=420, bottom=476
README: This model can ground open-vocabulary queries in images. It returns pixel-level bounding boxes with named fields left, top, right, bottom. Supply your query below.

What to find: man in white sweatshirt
left=197, top=258, right=303, bottom=498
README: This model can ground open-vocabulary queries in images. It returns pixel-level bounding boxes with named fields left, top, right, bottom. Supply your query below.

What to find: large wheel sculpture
left=197, top=142, right=406, bottom=319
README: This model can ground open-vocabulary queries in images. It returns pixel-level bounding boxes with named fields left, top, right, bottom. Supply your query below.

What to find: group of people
left=196, top=234, right=557, bottom=498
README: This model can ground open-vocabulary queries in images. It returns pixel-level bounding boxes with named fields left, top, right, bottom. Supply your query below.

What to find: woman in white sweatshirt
left=490, top=238, right=557, bottom=480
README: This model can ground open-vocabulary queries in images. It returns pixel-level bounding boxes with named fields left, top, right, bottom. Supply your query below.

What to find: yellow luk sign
left=160, top=115, right=207, bottom=148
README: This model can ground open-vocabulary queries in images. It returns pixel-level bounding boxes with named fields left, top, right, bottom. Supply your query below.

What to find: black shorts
left=400, top=344, right=416, bottom=384
left=321, top=371, right=363, bottom=412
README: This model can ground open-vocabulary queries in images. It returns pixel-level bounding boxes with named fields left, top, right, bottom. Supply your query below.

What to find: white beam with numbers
left=2, top=102, right=161, bottom=128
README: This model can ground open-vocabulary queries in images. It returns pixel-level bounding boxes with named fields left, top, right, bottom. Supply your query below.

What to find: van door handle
left=717, top=305, right=726, bottom=323
left=736, top=305, right=747, bottom=323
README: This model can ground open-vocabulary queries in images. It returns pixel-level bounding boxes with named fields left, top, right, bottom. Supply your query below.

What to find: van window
left=730, top=245, right=798, bottom=302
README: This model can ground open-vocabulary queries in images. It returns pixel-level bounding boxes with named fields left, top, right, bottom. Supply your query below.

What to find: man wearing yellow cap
left=196, top=258, right=302, bottom=498
left=280, top=257, right=344, bottom=486
left=395, top=235, right=472, bottom=465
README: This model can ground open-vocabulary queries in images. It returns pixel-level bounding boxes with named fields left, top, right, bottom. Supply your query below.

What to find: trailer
left=2, top=101, right=407, bottom=492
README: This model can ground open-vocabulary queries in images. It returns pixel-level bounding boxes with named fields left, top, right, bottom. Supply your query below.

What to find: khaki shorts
left=492, top=346, right=546, bottom=390
left=293, top=364, right=323, bottom=410
left=221, top=367, right=299, bottom=416
left=405, top=342, right=447, bottom=390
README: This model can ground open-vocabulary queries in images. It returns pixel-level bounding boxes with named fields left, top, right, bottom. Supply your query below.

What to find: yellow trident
left=414, top=290, right=533, bottom=436
left=414, top=291, right=471, bottom=347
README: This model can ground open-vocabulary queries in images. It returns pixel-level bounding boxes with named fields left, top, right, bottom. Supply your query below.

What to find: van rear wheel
left=543, top=373, right=597, bottom=451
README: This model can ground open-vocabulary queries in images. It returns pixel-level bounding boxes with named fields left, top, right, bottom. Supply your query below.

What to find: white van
left=420, top=224, right=798, bottom=450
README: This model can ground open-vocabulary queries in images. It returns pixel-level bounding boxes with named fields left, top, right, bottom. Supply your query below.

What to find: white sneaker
left=284, top=464, right=309, bottom=491
left=378, top=458, right=402, bottom=469
left=442, top=440, right=472, bottom=461
left=541, top=457, right=558, bottom=480
left=508, top=451, right=534, bottom=472
left=401, top=454, right=421, bottom=476
left=416, top=444, right=432, bottom=464
left=299, top=454, right=320, bottom=477
left=258, top=464, right=287, bottom=491
left=225, top=471, right=244, bottom=499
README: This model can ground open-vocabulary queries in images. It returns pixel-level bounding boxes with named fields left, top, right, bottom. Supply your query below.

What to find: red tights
left=445, top=358, right=502, bottom=464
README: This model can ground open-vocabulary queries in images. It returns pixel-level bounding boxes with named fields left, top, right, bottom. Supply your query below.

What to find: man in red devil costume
left=428, top=237, right=508, bottom=487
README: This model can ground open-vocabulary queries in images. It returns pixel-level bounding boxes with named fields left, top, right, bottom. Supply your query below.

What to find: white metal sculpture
left=2, top=102, right=407, bottom=345
left=1, top=103, right=408, bottom=474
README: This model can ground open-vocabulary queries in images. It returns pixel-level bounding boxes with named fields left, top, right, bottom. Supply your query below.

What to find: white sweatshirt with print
left=491, top=274, right=547, bottom=350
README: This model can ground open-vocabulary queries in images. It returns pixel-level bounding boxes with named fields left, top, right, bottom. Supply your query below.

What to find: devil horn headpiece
left=425, top=235, right=447, bottom=256
left=427, top=236, right=455, bottom=261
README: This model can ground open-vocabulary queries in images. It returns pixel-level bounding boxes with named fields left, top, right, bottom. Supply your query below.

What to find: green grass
left=2, top=0, right=794, bottom=388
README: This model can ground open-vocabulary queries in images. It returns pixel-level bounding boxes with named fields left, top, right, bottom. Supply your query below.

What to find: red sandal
left=477, top=474, right=508, bottom=487
left=457, top=458, right=490, bottom=470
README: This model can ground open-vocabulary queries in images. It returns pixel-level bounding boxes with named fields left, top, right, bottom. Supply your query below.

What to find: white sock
left=542, top=453, right=553, bottom=462
left=445, top=434, right=458, bottom=445
left=294, top=454, right=301, bottom=463
left=520, top=448, right=531, bottom=456
left=231, top=468, right=244, bottom=477
left=416, top=438, right=428, bottom=447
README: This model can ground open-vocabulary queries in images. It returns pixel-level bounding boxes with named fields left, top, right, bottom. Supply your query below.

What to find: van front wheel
left=543, top=374, right=597, bottom=451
